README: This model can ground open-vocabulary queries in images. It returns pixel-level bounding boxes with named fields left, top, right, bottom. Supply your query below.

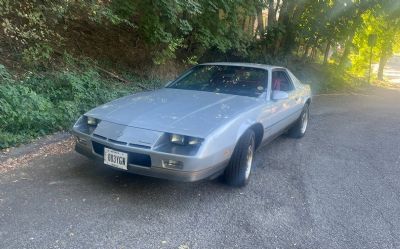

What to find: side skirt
left=257, top=115, right=301, bottom=151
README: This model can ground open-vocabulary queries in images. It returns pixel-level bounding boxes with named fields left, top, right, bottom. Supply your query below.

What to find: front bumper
left=73, top=132, right=228, bottom=182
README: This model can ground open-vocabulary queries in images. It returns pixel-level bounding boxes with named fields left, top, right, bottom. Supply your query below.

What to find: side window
left=271, top=70, right=294, bottom=92
left=288, top=70, right=302, bottom=87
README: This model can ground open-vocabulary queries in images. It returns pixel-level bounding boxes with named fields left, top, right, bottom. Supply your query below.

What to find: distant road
left=384, top=55, right=400, bottom=83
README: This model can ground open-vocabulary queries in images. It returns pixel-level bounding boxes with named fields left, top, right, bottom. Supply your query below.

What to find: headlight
left=169, top=134, right=203, bottom=146
left=187, top=137, right=201, bottom=145
left=171, top=134, right=185, bottom=145
left=87, top=116, right=98, bottom=126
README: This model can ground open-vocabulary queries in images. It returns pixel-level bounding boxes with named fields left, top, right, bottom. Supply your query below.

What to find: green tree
left=349, top=1, right=400, bottom=79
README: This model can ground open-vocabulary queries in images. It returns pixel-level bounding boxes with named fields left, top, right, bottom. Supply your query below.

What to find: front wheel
left=288, top=104, right=309, bottom=138
left=224, top=129, right=255, bottom=187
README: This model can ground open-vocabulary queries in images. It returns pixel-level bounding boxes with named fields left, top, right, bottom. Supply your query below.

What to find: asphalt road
left=1, top=85, right=400, bottom=249
left=384, top=55, right=400, bottom=84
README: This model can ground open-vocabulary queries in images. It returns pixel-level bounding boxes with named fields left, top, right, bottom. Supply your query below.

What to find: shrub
left=0, top=65, right=133, bottom=148
left=0, top=84, right=56, bottom=148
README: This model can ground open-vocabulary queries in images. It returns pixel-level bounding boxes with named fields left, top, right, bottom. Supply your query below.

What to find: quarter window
left=271, top=71, right=294, bottom=92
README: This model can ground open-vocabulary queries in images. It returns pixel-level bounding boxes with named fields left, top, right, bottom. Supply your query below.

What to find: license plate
left=104, top=148, right=128, bottom=170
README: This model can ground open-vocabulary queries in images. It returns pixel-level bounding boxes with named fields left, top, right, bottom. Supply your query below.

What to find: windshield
left=167, top=65, right=268, bottom=97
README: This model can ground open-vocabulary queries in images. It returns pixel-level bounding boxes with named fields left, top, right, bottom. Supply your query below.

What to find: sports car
left=72, top=63, right=311, bottom=186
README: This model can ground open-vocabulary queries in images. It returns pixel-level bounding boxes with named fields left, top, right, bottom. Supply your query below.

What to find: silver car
left=72, top=63, right=311, bottom=186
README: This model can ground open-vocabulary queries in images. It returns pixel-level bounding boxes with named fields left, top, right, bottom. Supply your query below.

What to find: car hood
left=86, top=88, right=261, bottom=138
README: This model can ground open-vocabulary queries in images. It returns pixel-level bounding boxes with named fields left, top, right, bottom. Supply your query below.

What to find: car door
left=259, top=69, right=299, bottom=139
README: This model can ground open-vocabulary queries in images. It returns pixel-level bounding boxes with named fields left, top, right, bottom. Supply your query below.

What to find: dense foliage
left=1, top=0, right=398, bottom=68
left=0, top=64, right=149, bottom=148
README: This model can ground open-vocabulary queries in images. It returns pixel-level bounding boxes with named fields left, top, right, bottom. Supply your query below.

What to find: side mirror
left=272, top=90, right=289, bottom=101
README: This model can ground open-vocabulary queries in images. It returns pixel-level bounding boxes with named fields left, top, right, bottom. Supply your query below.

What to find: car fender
left=198, top=106, right=263, bottom=160
left=234, top=119, right=259, bottom=146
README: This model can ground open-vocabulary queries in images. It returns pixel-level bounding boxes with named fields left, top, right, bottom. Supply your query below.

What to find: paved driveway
left=382, top=55, right=400, bottom=84
left=1, top=85, right=400, bottom=249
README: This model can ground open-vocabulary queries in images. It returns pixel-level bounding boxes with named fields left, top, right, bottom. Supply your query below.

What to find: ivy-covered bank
left=0, top=64, right=163, bottom=148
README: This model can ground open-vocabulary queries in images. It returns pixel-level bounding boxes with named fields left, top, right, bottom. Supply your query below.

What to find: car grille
left=93, top=134, right=151, bottom=149
left=92, top=141, right=151, bottom=167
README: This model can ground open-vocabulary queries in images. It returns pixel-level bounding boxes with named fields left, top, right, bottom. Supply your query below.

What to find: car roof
left=199, top=62, right=285, bottom=70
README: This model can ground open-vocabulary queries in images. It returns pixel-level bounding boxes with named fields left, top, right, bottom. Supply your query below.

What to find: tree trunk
left=307, top=35, right=319, bottom=61
left=302, top=43, right=310, bottom=61
left=256, top=5, right=264, bottom=36
left=275, top=0, right=281, bottom=14
left=338, top=16, right=364, bottom=68
left=296, top=44, right=301, bottom=55
left=242, top=16, right=248, bottom=32
left=323, top=40, right=331, bottom=65
left=267, top=0, right=275, bottom=27
left=377, top=42, right=393, bottom=80
left=339, top=32, right=355, bottom=68
left=311, top=47, right=318, bottom=60
left=377, top=55, right=388, bottom=80
left=271, top=0, right=288, bottom=54
left=248, top=16, right=255, bottom=36
left=277, top=0, right=298, bottom=54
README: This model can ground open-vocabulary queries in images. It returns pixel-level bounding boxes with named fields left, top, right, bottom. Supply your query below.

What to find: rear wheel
left=288, top=104, right=309, bottom=138
left=224, top=129, right=255, bottom=187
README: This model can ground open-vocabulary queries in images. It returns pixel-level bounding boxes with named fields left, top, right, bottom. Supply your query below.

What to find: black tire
left=224, top=129, right=255, bottom=187
left=288, top=104, right=309, bottom=138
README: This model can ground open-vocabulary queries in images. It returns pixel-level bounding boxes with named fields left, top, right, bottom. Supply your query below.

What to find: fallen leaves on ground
left=0, top=137, right=75, bottom=174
